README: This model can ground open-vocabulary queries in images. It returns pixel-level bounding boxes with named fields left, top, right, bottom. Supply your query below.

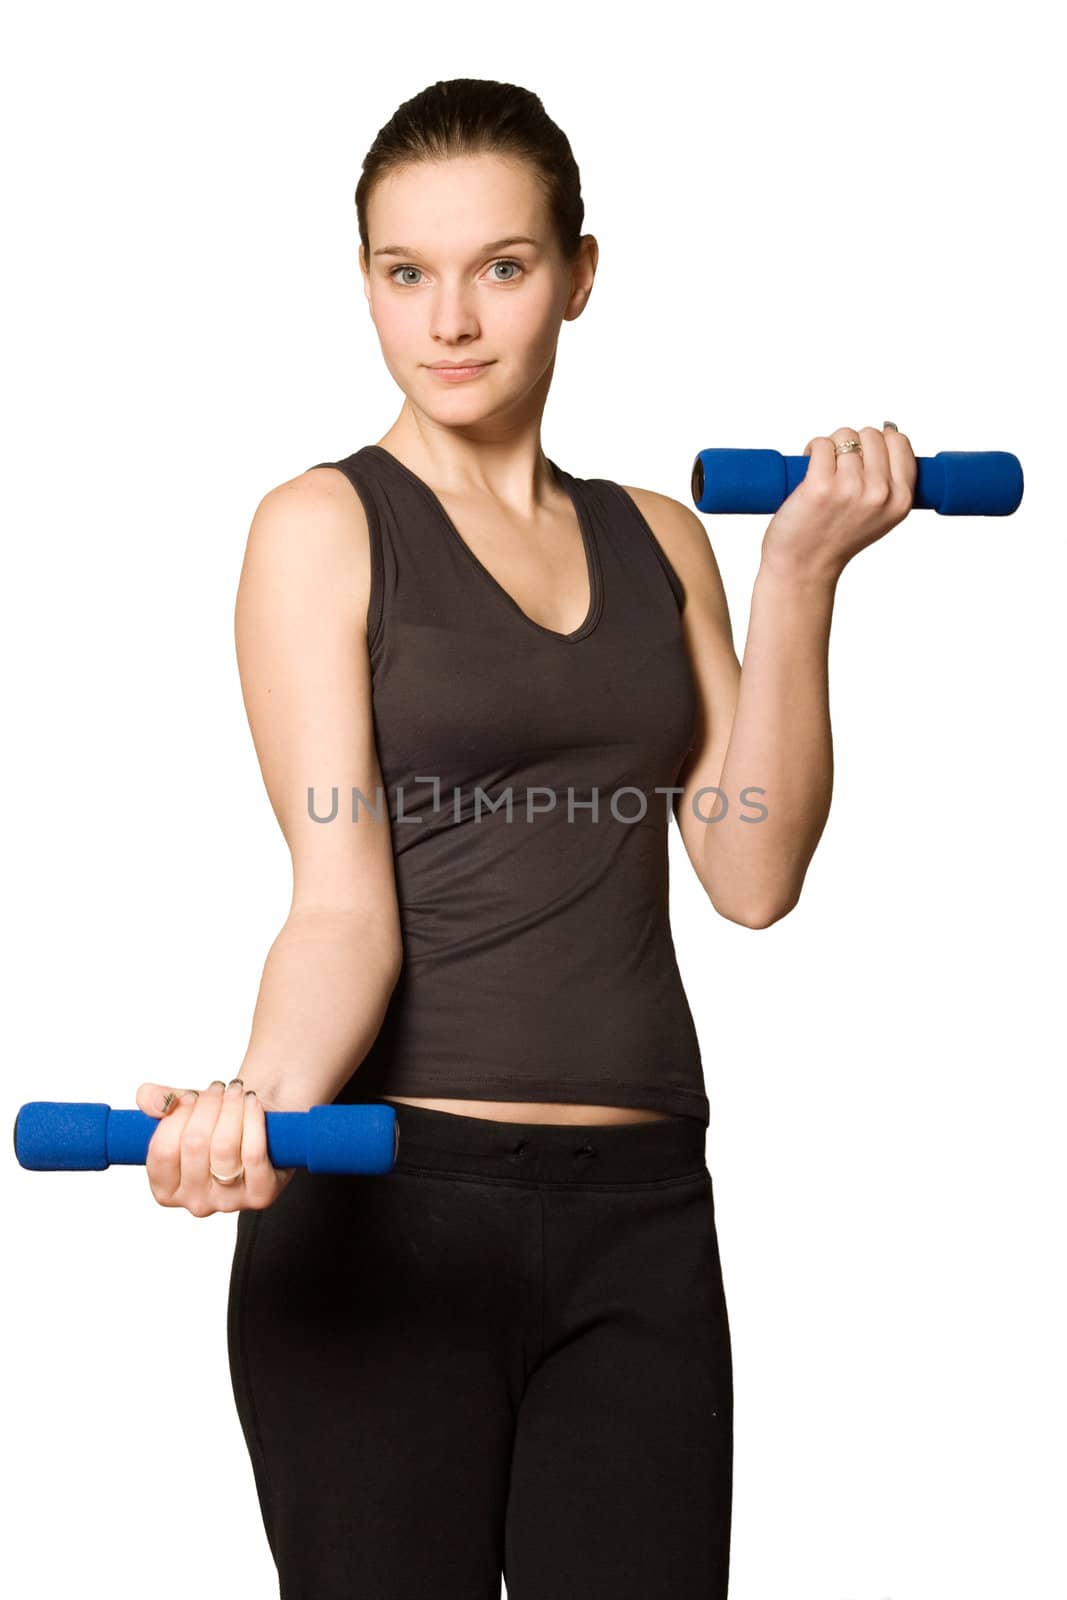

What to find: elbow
left=707, top=886, right=800, bottom=929
left=738, top=900, right=795, bottom=929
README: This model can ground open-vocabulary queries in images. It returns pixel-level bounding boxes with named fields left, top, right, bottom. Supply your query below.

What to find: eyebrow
left=372, top=235, right=542, bottom=259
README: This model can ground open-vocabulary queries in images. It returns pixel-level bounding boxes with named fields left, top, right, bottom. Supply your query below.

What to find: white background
left=4, top=3, right=1063, bottom=1597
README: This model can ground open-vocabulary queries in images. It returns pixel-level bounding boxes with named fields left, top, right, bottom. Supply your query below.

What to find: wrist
left=235, top=1068, right=314, bottom=1113
left=757, top=542, right=846, bottom=590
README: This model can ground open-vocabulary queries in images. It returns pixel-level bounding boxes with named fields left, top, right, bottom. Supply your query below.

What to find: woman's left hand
left=761, top=423, right=918, bottom=582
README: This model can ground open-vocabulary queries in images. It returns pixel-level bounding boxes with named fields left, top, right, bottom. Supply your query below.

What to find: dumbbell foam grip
left=13, top=1101, right=398, bottom=1175
left=690, top=449, right=1024, bottom=516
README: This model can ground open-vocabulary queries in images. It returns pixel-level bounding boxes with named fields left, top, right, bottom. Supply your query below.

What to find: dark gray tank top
left=308, top=443, right=709, bottom=1125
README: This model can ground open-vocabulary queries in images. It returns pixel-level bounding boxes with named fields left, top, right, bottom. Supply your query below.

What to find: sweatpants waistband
left=380, top=1100, right=709, bottom=1186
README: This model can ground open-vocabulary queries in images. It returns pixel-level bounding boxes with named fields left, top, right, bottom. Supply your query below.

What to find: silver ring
left=834, top=437, right=863, bottom=457
left=210, top=1165, right=245, bottom=1185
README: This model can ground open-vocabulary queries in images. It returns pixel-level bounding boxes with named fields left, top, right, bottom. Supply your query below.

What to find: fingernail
left=158, top=1091, right=177, bottom=1114
left=209, top=1079, right=226, bottom=1090
left=181, top=1090, right=199, bottom=1106
left=883, top=420, right=899, bottom=431
left=245, top=1089, right=258, bottom=1100
left=225, top=1078, right=243, bottom=1096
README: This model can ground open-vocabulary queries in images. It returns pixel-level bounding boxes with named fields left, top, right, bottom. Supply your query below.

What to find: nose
left=428, top=285, right=481, bottom=347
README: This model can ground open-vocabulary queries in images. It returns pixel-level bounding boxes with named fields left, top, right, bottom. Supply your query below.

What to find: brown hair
left=354, top=78, right=585, bottom=267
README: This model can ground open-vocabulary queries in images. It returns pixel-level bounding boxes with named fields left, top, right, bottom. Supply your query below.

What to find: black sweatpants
left=226, top=1101, right=734, bottom=1598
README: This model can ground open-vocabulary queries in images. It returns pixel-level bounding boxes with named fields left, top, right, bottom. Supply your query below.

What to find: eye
left=387, top=258, right=526, bottom=287
left=389, top=265, right=425, bottom=287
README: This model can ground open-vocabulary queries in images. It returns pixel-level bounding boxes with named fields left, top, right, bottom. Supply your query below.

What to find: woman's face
left=361, top=152, right=595, bottom=427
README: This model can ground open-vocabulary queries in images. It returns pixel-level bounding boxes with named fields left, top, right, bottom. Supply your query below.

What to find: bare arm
left=698, top=559, right=835, bottom=927
left=623, top=486, right=831, bottom=930
left=231, top=467, right=403, bottom=1111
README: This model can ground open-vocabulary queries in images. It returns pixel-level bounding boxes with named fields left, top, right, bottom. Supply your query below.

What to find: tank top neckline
left=363, top=443, right=605, bottom=645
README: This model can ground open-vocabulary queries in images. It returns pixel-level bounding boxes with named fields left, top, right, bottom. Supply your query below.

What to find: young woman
left=137, top=78, right=915, bottom=1599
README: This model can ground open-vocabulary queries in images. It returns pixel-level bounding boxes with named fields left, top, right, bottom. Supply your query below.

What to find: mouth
left=425, top=360, right=494, bottom=384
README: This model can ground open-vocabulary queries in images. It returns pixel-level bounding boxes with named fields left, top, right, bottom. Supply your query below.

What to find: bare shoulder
left=246, top=464, right=371, bottom=570
left=238, top=464, right=372, bottom=634
left=619, top=483, right=730, bottom=624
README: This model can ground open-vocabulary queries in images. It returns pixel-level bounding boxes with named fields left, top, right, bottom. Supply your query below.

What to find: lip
left=426, top=361, right=493, bottom=383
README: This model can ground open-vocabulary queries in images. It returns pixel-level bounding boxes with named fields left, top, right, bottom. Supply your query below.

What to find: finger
left=208, top=1079, right=248, bottom=1192
left=180, top=1079, right=228, bottom=1197
left=146, top=1088, right=200, bottom=1202
left=137, top=1083, right=182, bottom=1118
left=883, top=420, right=917, bottom=499
left=240, top=1090, right=290, bottom=1203
left=828, top=425, right=864, bottom=478
left=802, top=437, right=838, bottom=488
left=856, top=426, right=891, bottom=496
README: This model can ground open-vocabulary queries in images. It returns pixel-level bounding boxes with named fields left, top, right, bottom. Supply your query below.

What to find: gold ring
left=210, top=1165, right=245, bottom=1185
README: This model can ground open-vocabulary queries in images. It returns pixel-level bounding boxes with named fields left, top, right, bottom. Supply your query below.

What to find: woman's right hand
left=137, top=1078, right=299, bottom=1216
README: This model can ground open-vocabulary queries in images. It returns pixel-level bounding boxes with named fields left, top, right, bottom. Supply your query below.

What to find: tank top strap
left=305, top=448, right=408, bottom=662
left=576, top=475, right=688, bottom=618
